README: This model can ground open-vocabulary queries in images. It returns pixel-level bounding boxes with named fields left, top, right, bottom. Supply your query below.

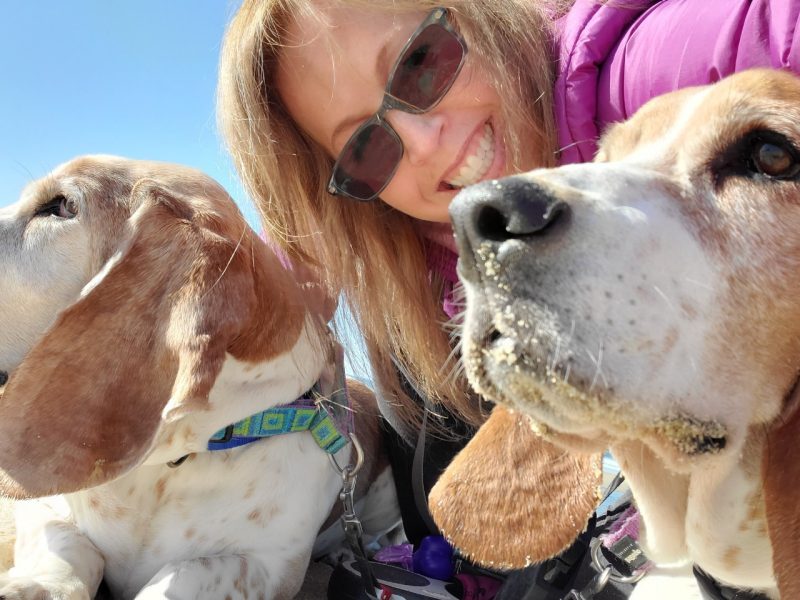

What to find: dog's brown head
left=0, top=155, right=318, bottom=499
left=435, top=69, right=800, bottom=594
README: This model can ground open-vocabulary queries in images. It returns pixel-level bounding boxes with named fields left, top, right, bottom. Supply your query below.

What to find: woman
left=216, top=0, right=799, bottom=585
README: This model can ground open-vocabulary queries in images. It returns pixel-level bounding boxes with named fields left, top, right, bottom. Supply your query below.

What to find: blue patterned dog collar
left=207, top=343, right=352, bottom=455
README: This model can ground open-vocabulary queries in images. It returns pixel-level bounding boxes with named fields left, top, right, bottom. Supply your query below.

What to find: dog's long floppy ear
left=0, top=182, right=300, bottom=499
left=762, top=393, right=800, bottom=598
left=429, top=405, right=602, bottom=569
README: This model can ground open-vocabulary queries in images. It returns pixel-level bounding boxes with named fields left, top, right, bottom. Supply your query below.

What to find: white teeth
left=446, top=124, right=495, bottom=188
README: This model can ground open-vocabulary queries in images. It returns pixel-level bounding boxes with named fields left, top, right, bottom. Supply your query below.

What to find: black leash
left=412, top=401, right=444, bottom=536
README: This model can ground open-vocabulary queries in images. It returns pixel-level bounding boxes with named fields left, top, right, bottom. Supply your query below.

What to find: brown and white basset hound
left=431, top=69, right=800, bottom=599
left=0, top=155, right=397, bottom=599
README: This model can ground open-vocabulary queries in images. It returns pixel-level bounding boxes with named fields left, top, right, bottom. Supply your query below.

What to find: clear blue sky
left=0, top=1, right=255, bottom=223
left=0, top=1, right=372, bottom=382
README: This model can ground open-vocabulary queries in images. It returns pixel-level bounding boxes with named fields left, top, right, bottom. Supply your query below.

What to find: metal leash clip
left=561, top=565, right=612, bottom=600
left=329, top=432, right=366, bottom=539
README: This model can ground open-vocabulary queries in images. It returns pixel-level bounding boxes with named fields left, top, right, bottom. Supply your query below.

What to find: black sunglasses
left=327, top=7, right=467, bottom=202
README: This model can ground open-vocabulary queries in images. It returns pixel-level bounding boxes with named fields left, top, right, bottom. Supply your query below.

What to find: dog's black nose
left=0, top=371, right=7, bottom=386
left=449, top=176, right=569, bottom=279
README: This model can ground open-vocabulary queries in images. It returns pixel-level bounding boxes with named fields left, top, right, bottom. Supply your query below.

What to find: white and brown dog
left=0, top=155, right=396, bottom=599
left=430, top=69, right=800, bottom=599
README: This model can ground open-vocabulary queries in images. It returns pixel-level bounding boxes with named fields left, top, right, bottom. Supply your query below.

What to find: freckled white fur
left=686, top=458, right=774, bottom=590
left=6, top=326, right=347, bottom=599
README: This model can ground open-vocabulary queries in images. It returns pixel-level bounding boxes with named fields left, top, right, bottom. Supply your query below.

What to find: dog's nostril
left=476, top=200, right=569, bottom=243
left=476, top=205, right=510, bottom=242
left=0, top=371, right=7, bottom=386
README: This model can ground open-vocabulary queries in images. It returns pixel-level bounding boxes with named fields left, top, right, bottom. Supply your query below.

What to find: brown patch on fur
left=429, top=406, right=602, bottom=569
left=661, top=327, right=679, bottom=355
left=155, top=477, right=168, bottom=502
left=244, top=483, right=256, bottom=499
left=247, top=509, right=262, bottom=522
left=723, top=546, right=741, bottom=571
left=0, top=158, right=322, bottom=498
left=233, top=557, right=250, bottom=597
left=746, top=490, right=765, bottom=524
left=185, top=528, right=196, bottom=539
left=680, top=302, right=698, bottom=320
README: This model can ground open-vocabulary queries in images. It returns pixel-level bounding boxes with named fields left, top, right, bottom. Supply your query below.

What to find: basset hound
left=431, top=69, right=800, bottom=599
left=0, top=155, right=397, bottom=599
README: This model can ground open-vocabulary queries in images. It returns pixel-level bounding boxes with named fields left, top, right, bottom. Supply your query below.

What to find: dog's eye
left=752, top=141, right=800, bottom=179
left=35, top=195, right=78, bottom=219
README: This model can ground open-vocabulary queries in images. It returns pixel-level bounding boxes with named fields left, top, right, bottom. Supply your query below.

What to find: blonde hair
left=217, top=0, right=566, bottom=435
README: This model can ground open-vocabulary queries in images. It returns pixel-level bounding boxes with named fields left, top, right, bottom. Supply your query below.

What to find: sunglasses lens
left=332, top=123, right=403, bottom=200
left=388, top=24, right=464, bottom=110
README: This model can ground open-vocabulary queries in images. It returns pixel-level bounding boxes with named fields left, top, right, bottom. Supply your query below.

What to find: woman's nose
left=386, top=110, right=445, bottom=166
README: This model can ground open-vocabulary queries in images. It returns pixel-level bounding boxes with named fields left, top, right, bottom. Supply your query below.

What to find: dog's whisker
left=319, top=401, right=357, bottom=416
left=588, top=339, right=607, bottom=391
left=439, top=341, right=466, bottom=387
left=652, top=284, right=679, bottom=317
left=443, top=356, right=467, bottom=387
left=549, top=333, right=562, bottom=374
left=556, top=136, right=596, bottom=155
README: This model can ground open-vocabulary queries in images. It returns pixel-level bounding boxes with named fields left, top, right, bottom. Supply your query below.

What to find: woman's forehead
left=276, top=2, right=427, bottom=149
